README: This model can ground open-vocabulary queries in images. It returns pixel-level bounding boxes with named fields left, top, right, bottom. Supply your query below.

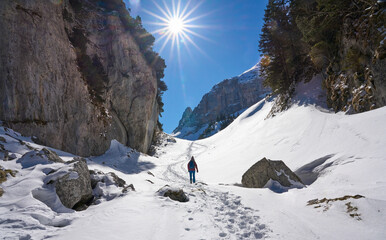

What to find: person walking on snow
left=187, top=156, right=198, bottom=184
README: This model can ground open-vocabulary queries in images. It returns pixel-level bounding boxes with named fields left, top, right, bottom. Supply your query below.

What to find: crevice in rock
left=109, top=104, right=129, bottom=146
left=15, top=4, right=42, bottom=25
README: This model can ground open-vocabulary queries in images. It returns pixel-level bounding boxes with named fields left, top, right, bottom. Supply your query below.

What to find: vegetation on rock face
left=90, top=0, right=168, bottom=125
left=68, top=0, right=167, bottom=131
left=259, top=0, right=314, bottom=95
left=68, top=27, right=108, bottom=106
left=259, top=0, right=385, bottom=113
left=0, top=166, right=18, bottom=197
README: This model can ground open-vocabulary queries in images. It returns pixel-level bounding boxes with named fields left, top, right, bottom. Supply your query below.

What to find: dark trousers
left=189, top=171, right=195, bottom=183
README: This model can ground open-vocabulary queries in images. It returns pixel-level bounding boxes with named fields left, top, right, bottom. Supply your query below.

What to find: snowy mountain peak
left=172, top=63, right=270, bottom=140
left=239, top=63, right=259, bottom=77
left=237, top=63, right=260, bottom=84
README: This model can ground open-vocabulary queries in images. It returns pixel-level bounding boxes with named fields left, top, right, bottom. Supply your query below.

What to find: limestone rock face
left=52, top=157, right=93, bottom=210
left=242, top=158, right=304, bottom=190
left=0, top=0, right=159, bottom=156
left=173, top=65, right=270, bottom=139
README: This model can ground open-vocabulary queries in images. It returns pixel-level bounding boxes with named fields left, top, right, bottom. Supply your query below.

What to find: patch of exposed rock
left=242, top=158, right=304, bottom=192
left=148, top=132, right=176, bottom=157
left=0, top=166, right=17, bottom=184
left=307, top=195, right=364, bottom=220
left=0, top=165, right=18, bottom=197
left=157, top=185, right=189, bottom=202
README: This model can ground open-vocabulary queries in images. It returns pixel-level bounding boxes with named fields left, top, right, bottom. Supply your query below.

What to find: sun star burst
left=168, top=17, right=184, bottom=34
left=144, top=0, right=209, bottom=55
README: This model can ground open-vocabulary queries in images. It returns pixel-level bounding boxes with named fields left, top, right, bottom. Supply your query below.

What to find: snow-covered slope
left=163, top=100, right=386, bottom=239
left=195, top=99, right=386, bottom=185
left=1, top=100, right=386, bottom=239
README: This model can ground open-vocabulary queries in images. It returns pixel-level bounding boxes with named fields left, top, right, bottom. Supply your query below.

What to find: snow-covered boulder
left=40, top=148, right=65, bottom=163
left=89, top=169, right=135, bottom=204
left=17, top=148, right=64, bottom=168
left=47, top=157, right=93, bottom=210
left=242, top=158, right=304, bottom=192
left=157, top=185, right=189, bottom=202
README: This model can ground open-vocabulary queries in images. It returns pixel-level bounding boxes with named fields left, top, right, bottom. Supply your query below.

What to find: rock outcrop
left=323, top=4, right=386, bottom=113
left=0, top=0, right=163, bottom=156
left=242, top=158, right=304, bottom=192
left=173, top=65, right=270, bottom=140
left=148, top=131, right=176, bottom=157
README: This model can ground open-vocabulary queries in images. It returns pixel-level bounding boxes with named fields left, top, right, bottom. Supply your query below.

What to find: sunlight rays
left=141, top=0, right=215, bottom=106
left=144, top=0, right=209, bottom=55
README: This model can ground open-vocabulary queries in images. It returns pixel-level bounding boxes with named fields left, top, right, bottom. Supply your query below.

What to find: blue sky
left=125, top=0, right=268, bottom=133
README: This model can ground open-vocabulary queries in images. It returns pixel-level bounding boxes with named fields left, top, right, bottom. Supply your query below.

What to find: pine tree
left=291, top=0, right=353, bottom=70
left=259, top=0, right=311, bottom=93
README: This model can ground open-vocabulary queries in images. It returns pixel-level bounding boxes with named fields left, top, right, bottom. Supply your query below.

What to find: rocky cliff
left=323, top=3, right=385, bottom=113
left=0, top=0, right=164, bottom=156
left=172, top=65, right=270, bottom=140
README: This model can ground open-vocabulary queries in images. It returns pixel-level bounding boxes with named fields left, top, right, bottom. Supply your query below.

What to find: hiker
left=187, top=156, right=198, bottom=184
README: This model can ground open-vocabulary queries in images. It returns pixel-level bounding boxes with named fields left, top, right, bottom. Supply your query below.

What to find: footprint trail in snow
left=184, top=185, right=269, bottom=239
left=159, top=142, right=271, bottom=239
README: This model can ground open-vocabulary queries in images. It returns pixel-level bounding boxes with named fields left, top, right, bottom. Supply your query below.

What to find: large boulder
left=47, top=157, right=93, bottom=210
left=242, top=158, right=304, bottom=192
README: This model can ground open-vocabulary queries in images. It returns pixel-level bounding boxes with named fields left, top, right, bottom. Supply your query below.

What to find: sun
left=143, top=0, right=209, bottom=55
left=168, top=17, right=185, bottom=35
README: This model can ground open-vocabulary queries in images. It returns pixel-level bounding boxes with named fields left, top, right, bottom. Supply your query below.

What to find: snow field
left=1, top=100, right=386, bottom=239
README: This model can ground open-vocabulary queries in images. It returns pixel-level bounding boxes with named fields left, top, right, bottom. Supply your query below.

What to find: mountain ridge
left=172, top=63, right=270, bottom=140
